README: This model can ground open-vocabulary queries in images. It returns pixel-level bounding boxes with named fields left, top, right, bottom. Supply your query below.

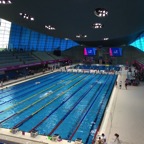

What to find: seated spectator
left=97, top=137, right=103, bottom=144
left=101, top=133, right=106, bottom=142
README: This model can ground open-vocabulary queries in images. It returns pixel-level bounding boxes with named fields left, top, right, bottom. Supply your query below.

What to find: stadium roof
left=0, top=0, right=144, bottom=47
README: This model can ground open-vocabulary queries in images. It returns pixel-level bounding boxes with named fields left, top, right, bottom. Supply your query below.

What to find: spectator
left=101, top=133, right=106, bottom=142
left=119, top=81, right=122, bottom=89
left=0, top=81, right=3, bottom=87
left=125, top=82, right=127, bottom=89
left=97, top=137, right=102, bottom=144
left=114, top=133, right=121, bottom=143
left=115, top=81, right=117, bottom=86
left=103, top=139, right=107, bottom=144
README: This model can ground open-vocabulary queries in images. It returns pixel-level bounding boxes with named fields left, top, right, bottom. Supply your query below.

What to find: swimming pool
left=0, top=72, right=117, bottom=143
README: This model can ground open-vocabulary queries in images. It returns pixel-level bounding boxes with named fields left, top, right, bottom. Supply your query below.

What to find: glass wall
left=0, top=18, right=11, bottom=49
left=130, top=33, right=144, bottom=52
left=8, top=23, right=79, bottom=51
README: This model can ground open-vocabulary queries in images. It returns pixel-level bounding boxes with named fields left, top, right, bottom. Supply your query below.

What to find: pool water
left=0, top=72, right=117, bottom=144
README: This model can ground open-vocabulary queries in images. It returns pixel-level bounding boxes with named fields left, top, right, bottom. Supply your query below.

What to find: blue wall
left=130, top=33, right=144, bottom=52
left=8, top=23, right=79, bottom=51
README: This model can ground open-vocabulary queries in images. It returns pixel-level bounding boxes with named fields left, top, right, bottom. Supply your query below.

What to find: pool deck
left=98, top=66, right=144, bottom=144
left=0, top=67, right=144, bottom=144
left=0, top=128, right=75, bottom=144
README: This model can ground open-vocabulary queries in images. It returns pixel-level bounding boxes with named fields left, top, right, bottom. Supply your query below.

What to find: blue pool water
left=0, top=72, right=117, bottom=144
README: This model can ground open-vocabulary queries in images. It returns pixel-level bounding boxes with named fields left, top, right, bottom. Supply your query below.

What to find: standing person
left=114, top=133, right=121, bottom=144
left=115, top=81, right=117, bottom=87
left=119, top=81, right=122, bottom=89
left=125, top=82, right=127, bottom=90
left=0, top=80, right=3, bottom=87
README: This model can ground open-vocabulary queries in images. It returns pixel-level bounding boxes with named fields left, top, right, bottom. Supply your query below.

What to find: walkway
left=99, top=66, right=144, bottom=144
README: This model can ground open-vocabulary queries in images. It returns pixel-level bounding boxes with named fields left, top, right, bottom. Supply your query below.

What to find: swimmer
left=48, top=90, right=53, bottom=93
left=91, top=121, right=96, bottom=124
left=35, top=82, right=40, bottom=84
left=91, top=129, right=96, bottom=134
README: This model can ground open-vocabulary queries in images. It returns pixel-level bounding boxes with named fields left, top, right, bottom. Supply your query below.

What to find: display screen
left=109, top=48, right=122, bottom=56
left=84, top=48, right=97, bottom=56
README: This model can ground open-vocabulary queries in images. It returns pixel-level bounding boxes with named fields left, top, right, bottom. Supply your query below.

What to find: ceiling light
left=30, top=17, right=34, bottom=21
left=92, top=23, right=103, bottom=29
left=76, top=34, right=81, bottom=38
left=0, top=0, right=12, bottom=4
left=94, top=8, right=108, bottom=17
left=45, top=25, right=56, bottom=30
left=84, top=35, right=87, bottom=38
left=76, top=34, right=87, bottom=38
left=103, top=38, right=109, bottom=40
left=8, top=0, right=11, bottom=3
left=19, top=12, right=34, bottom=21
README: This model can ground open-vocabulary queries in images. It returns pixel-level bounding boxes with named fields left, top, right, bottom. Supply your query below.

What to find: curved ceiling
left=0, top=0, right=144, bottom=47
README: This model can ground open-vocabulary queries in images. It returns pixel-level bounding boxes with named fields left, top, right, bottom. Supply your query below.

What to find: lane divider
left=0, top=73, right=72, bottom=104
left=12, top=74, right=90, bottom=129
left=0, top=73, right=76, bottom=111
left=0, top=72, right=61, bottom=95
left=28, top=75, right=99, bottom=133
left=91, top=76, right=117, bottom=144
left=68, top=75, right=112, bottom=140
left=66, top=75, right=108, bottom=138
left=48, top=75, right=109, bottom=136
left=0, top=74, right=86, bottom=125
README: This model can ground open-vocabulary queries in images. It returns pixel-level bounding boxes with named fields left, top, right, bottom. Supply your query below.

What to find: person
left=114, top=133, right=121, bottom=143
left=35, top=82, right=40, bottom=84
left=125, top=82, right=127, bottom=90
left=103, top=139, right=107, bottom=144
left=119, top=81, right=122, bottom=89
left=101, top=133, right=106, bottom=142
left=97, top=137, right=103, bottom=144
left=0, top=81, right=3, bottom=87
left=115, top=81, right=117, bottom=86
